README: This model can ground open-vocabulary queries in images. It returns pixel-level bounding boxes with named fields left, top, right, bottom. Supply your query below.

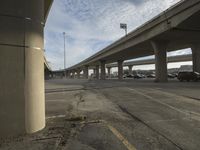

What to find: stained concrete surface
left=0, top=78, right=200, bottom=150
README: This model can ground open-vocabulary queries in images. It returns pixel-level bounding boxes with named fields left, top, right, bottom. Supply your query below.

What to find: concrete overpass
left=65, top=54, right=192, bottom=78
left=66, top=0, right=200, bottom=81
left=44, top=55, right=53, bottom=79
left=106, top=54, right=192, bottom=68
left=0, top=0, right=53, bottom=137
left=106, top=54, right=192, bottom=75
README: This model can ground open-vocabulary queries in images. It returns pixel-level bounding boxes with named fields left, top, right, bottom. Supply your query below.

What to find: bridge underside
left=89, top=11, right=200, bottom=64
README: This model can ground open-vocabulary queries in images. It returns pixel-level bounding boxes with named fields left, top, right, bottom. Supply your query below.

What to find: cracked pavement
left=1, top=79, right=200, bottom=150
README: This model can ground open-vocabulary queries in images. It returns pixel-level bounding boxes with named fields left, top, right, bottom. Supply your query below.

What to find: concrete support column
left=65, top=70, right=68, bottom=78
left=95, top=65, right=100, bottom=79
left=66, top=71, right=70, bottom=78
left=64, top=70, right=66, bottom=78
left=83, top=66, right=89, bottom=79
left=68, top=71, right=70, bottom=78
left=72, top=71, right=75, bottom=79
left=151, top=41, right=168, bottom=82
left=100, top=60, right=106, bottom=80
left=69, top=72, right=72, bottom=78
left=118, top=60, right=124, bottom=80
left=191, top=44, right=200, bottom=73
left=93, top=68, right=96, bottom=79
left=93, top=68, right=96, bottom=75
left=77, top=69, right=81, bottom=79
left=128, top=65, right=133, bottom=75
left=65, top=71, right=68, bottom=78
left=0, top=0, right=45, bottom=137
left=107, top=67, right=111, bottom=78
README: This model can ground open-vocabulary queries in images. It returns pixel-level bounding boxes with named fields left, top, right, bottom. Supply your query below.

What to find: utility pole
left=63, top=32, right=66, bottom=78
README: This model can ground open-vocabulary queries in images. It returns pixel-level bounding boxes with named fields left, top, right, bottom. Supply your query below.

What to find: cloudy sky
left=44, top=0, right=192, bottom=70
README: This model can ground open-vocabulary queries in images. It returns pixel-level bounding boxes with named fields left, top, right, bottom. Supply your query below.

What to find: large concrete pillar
left=151, top=41, right=168, bottom=82
left=191, top=44, right=200, bottom=73
left=107, top=67, right=111, bottom=78
left=118, top=60, right=124, bottom=80
left=93, top=68, right=96, bottom=79
left=128, top=65, right=133, bottom=75
left=93, top=68, right=96, bottom=75
left=77, top=69, right=81, bottom=79
left=66, top=70, right=70, bottom=78
left=63, top=70, right=66, bottom=78
left=100, top=60, right=106, bottom=80
left=69, top=71, right=72, bottom=78
left=83, top=66, right=89, bottom=79
left=95, top=65, right=100, bottom=79
left=72, top=71, right=75, bottom=79
left=0, top=0, right=46, bottom=137
left=68, top=71, right=71, bottom=78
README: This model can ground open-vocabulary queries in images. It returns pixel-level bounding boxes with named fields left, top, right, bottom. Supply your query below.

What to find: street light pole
left=120, top=23, right=127, bottom=36
left=63, top=32, right=66, bottom=78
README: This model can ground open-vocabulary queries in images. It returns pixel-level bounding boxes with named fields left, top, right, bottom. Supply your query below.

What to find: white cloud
left=44, top=0, right=182, bottom=70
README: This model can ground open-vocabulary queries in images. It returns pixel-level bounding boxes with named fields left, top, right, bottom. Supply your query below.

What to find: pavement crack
left=32, top=136, right=60, bottom=141
left=182, top=95, right=200, bottom=101
left=117, top=104, right=184, bottom=150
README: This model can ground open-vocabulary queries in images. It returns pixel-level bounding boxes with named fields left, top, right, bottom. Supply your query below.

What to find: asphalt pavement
left=1, top=78, right=200, bottom=150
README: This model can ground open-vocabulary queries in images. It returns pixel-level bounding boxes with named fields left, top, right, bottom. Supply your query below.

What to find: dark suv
left=177, top=72, right=200, bottom=82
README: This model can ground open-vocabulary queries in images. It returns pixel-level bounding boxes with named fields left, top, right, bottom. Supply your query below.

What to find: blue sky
left=44, top=0, right=192, bottom=70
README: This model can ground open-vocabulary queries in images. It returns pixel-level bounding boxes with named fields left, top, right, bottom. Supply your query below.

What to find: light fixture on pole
left=63, top=32, right=66, bottom=78
left=120, top=23, right=127, bottom=36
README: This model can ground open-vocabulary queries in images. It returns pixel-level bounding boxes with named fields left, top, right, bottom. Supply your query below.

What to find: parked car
left=168, top=73, right=176, bottom=78
left=172, top=73, right=178, bottom=78
left=126, top=74, right=134, bottom=78
left=139, top=74, right=146, bottom=78
left=146, top=74, right=156, bottom=78
left=177, top=72, right=200, bottom=82
left=134, top=74, right=143, bottom=79
left=123, top=74, right=127, bottom=78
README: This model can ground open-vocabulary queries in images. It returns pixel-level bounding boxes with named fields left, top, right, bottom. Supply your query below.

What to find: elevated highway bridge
left=65, top=54, right=192, bottom=78
left=66, top=0, right=200, bottom=81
